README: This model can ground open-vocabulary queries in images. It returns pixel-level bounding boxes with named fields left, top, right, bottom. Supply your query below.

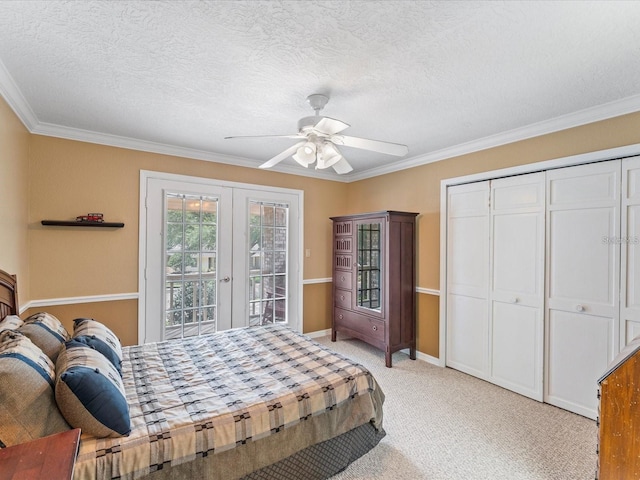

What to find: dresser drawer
left=334, top=308, right=385, bottom=342
left=334, top=289, right=352, bottom=309
left=334, top=271, right=352, bottom=290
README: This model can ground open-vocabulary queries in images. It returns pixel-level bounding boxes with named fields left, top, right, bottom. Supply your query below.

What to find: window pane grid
left=249, top=201, right=288, bottom=326
left=165, top=193, right=218, bottom=339
left=357, top=223, right=381, bottom=310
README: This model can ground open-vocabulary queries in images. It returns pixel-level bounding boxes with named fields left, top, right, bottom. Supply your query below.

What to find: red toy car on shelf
left=76, top=213, right=104, bottom=223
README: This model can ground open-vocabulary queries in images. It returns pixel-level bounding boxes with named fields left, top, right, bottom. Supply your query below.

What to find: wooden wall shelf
left=41, top=220, right=124, bottom=228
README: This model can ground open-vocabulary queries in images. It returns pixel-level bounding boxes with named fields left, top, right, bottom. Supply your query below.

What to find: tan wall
left=302, top=282, right=333, bottom=334
left=5, top=99, right=640, bottom=356
left=348, top=111, right=640, bottom=357
left=24, top=299, right=138, bottom=347
left=0, top=96, right=30, bottom=302
left=26, top=136, right=348, bottom=343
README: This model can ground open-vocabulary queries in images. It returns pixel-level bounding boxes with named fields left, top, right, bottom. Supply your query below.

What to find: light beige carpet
left=316, top=336, right=597, bottom=480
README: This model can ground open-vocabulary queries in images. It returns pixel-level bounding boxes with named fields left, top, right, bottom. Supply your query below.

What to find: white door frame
left=139, top=170, right=304, bottom=343
left=439, top=142, right=640, bottom=367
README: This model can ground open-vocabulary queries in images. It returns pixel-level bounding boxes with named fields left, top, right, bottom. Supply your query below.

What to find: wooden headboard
left=0, top=269, right=18, bottom=319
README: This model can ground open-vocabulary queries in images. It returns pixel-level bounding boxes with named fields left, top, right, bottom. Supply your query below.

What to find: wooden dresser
left=330, top=211, right=418, bottom=367
left=597, top=336, right=640, bottom=479
left=0, top=428, right=81, bottom=480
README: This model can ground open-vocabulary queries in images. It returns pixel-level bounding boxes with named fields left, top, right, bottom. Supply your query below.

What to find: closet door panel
left=490, top=172, right=544, bottom=400
left=546, top=161, right=620, bottom=419
left=547, top=208, right=617, bottom=310
left=622, top=156, right=640, bottom=345
left=448, top=215, right=489, bottom=298
left=446, top=181, right=490, bottom=378
left=491, top=302, right=539, bottom=394
left=547, top=310, right=612, bottom=414
left=447, top=295, right=489, bottom=377
left=491, top=213, right=541, bottom=303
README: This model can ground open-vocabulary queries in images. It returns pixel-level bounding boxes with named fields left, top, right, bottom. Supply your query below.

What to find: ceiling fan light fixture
left=317, top=142, right=342, bottom=169
left=292, top=141, right=316, bottom=167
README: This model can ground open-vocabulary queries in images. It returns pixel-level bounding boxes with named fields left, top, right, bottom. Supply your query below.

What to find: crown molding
left=344, top=94, right=640, bottom=182
left=0, top=59, right=39, bottom=131
left=30, top=121, right=344, bottom=182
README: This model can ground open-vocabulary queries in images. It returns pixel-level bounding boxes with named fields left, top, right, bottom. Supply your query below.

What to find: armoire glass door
left=356, top=221, right=382, bottom=311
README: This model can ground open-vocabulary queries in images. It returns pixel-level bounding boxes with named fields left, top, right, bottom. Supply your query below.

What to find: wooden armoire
left=330, top=211, right=418, bottom=367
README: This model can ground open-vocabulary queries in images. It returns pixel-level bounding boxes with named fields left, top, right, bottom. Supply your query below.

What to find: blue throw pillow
left=55, top=339, right=130, bottom=438
left=72, top=318, right=123, bottom=375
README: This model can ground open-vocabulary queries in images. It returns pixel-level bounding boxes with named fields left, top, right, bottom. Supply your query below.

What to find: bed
left=0, top=269, right=385, bottom=479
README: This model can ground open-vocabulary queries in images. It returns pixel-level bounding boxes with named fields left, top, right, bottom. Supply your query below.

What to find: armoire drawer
left=334, top=308, right=385, bottom=342
left=334, top=289, right=352, bottom=309
left=334, top=271, right=352, bottom=290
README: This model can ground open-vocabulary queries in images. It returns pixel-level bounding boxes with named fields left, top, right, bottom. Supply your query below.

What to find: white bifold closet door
left=489, top=173, right=545, bottom=401
left=445, top=172, right=545, bottom=398
left=545, top=160, right=621, bottom=419
left=446, top=181, right=490, bottom=379
left=621, top=156, right=640, bottom=345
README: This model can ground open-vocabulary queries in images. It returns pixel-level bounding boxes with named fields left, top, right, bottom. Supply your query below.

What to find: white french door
left=139, top=172, right=302, bottom=344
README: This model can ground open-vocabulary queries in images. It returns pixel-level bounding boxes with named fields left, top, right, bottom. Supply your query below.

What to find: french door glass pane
left=249, top=201, right=288, bottom=326
left=165, top=193, right=218, bottom=339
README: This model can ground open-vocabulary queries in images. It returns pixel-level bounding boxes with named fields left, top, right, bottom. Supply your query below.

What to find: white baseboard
left=400, top=348, right=442, bottom=366
left=305, top=329, right=443, bottom=367
left=305, top=328, right=332, bottom=338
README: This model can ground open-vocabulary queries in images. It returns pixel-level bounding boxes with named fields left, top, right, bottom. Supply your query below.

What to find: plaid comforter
left=74, top=325, right=381, bottom=480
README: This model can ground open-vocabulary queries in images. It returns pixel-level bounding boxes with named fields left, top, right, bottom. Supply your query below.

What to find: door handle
left=221, top=276, right=231, bottom=283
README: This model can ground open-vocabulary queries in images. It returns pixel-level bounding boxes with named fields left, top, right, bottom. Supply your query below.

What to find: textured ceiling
left=1, top=0, right=640, bottom=181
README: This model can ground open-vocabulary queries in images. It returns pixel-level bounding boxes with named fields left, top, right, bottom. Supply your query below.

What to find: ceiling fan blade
left=225, top=134, right=304, bottom=140
left=332, top=157, right=353, bottom=174
left=259, top=141, right=306, bottom=169
left=331, top=135, right=408, bottom=156
left=313, top=117, right=350, bottom=136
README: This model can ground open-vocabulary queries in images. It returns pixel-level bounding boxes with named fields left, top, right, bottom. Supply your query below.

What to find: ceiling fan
left=224, top=94, right=409, bottom=174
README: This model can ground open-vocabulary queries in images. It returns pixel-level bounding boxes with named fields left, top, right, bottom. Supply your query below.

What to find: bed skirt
left=130, top=388, right=385, bottom=480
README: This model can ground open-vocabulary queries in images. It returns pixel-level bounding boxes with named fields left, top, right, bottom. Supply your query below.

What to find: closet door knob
left=510, top=297, right=518, bottom=304
left=576, top=304, right=585, bottom=312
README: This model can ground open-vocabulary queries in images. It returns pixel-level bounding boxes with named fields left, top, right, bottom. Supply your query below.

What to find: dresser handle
left=341, top=295, right=345, bottom=301
left=338, top=314, right=343, bottom=320
left=372, top=325, right=378, bottom=331
left=576, top=304, right=585, bottom=312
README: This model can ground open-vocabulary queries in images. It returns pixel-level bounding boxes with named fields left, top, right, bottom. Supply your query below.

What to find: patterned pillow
left=19, top=312, right=70, bottom=362
left=0, top=330, right=70, bottom=447
left=72, top=318, right=123, bottom=374
left=0, top=315, right=23, bottom=333
left=55, top=340, right=131, bottom=438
